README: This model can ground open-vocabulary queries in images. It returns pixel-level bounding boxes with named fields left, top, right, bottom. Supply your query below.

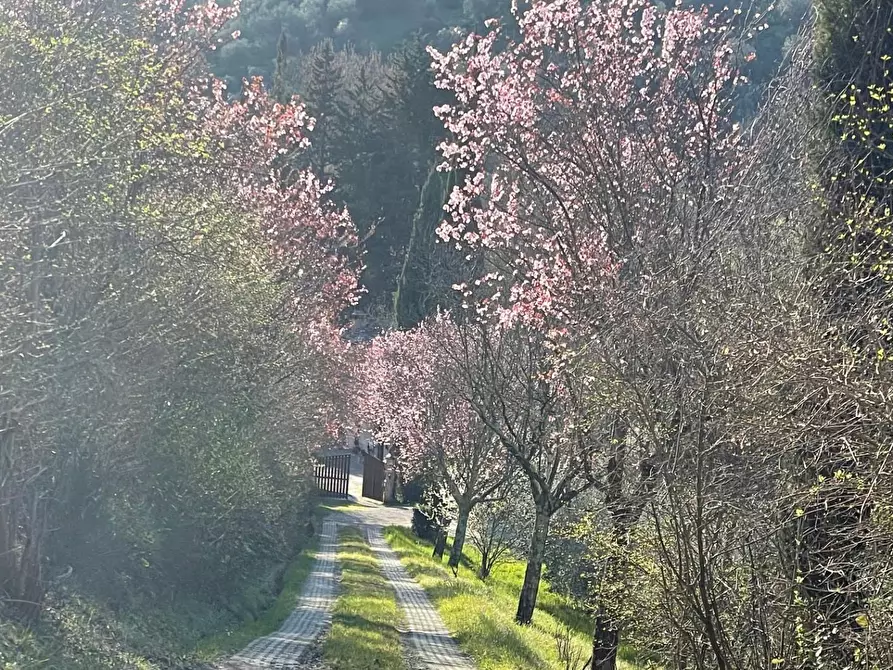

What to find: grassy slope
left=323, top=526, right=406, bottom=670
left=1, top=517, right=322, bottom=670
left=193, top=535, right=319, bottom=662
left=1, top=584, right=240, bottom=670
left=383, top=527, right=647, bottom=670
left=0, top=549, right=314, bottom=670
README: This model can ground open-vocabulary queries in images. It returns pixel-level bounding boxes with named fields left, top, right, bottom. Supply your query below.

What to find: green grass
left=317, top=500, right=370, bottom=513
left=323, top=526, right=407, bottom=670
left=383, top=527, right=649, bottom=670
left=1, top=585, right=236, bottom=670
left=193, top=535, right=319, bottom=661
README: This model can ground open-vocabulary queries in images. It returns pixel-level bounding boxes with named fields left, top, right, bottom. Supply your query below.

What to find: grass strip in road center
left=323, top=525, right=407, bottom=670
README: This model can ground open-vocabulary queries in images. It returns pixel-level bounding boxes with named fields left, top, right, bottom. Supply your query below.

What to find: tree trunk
left=592, top=609, right=619, bottom=670
left=516, top=503, right=550, bottom=625
left=0, top=423, right=14, bottom=594
left=448, top=505, right=470, bottom=569
left=478, top=556, right=491, bottom=580
left=432, top=527, right=447, bottom=560
left=591, top=418, right=655, bottom=670
left=591, top=419, right=626, bottom=670
left=16, top=490, right=44, bottom=621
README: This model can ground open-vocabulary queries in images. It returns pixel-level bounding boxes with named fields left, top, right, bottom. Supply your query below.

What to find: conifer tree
left=272, top=31, right=290, bottom=102
left=301, top=38, right=348, bottom=176
left=386, top=34, right=445, bottom=170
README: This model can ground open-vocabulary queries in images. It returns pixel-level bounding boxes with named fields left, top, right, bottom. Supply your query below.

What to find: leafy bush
left=0, top=0, right=354, bottom=663
left=411, top=508, right=438, bottom=542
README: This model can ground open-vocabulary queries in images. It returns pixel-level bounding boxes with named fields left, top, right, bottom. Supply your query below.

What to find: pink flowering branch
left=355, top=316, right=512, bottom=566
left=430, top=0, right=742, bottom=328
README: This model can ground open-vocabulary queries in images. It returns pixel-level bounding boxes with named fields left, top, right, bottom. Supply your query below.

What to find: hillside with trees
left=4, top=0, right=893, bottom=670
left=212, top=0, right=812, bottom=324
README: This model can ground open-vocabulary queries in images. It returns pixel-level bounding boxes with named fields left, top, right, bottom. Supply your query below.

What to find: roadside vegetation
left=383, top=527, right=649, bottom=670
left=0, top=0, right=354, bottom=666
left=194, top=536, right=320, bottom=662
left=323, top=527, right=406, bottom=670
left=0, top=553, right=302, bottom=670
left=0, top=516, right=318, bottom=670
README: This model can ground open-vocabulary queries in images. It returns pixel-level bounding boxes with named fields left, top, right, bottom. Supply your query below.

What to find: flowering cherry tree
left=133, top=0, right=361, bottom=323
left=356, top=317, right=512, bottom=567
left=431, top=0, right=741, bottom=327
left=160, top=3, right=361, bottom=436
left=153, top=2, right=363, bottom=502
left=200, top=78, right=359, bottom=320
left=429, top=0, right=743, bottom=664
left=200, top=75, right=361, bottom=434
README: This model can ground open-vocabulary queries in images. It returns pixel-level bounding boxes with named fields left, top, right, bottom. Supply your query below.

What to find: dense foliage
left=7, top=1, right=893, bottom=670
left=354, top=1, right=893, bottom=669
left=0, top=0, right=356, bottom=663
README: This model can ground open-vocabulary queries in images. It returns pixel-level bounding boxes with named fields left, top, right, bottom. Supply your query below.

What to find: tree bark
left=592, top=610, right=620, bottom=670
left=478, top=556, right=491, bottom=580
left=448, top=505, right=470, bottom=569
left=591, top=420, right=626, bottom=670
left=0, top=422, right=14, bottom=594
left=591, top=547, right=625, bottom=670
left=432, top=527, right=447, bottom=560
left=516, top=503, right=550, bottom=624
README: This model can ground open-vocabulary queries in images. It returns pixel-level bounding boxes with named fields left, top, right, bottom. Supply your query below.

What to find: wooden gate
left=315, top=454, right=350, bottom=499
left=362, top=454, right=385, bottom=502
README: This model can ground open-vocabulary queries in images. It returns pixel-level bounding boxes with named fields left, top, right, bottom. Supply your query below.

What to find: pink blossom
left=430, top=0, right=740, bottom=329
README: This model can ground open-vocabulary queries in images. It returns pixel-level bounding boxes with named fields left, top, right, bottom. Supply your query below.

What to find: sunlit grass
left=383, top=526, right=648, bottom=670
left=193, top=536, right=319, bottom=661
left=317, top=500, right=370, bottom=513
left=323, top=526, right=407, bottom=670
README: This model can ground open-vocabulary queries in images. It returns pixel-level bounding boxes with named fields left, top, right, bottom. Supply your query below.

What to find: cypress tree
left=301, top=38, right=348, bottom=176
